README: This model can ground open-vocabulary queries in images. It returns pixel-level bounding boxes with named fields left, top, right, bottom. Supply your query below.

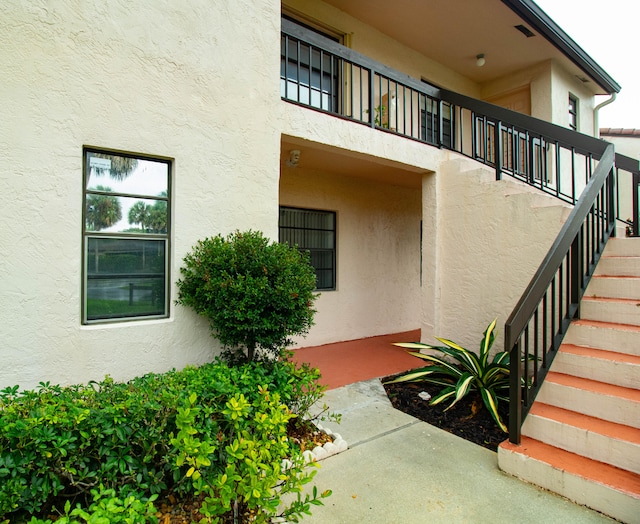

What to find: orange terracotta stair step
left=571, top=318, right=640, bottom=332
left=500, top=436, right=640, bottom=497
left=546, top=371, right=640, bottom=402
left=528, top=403, right=640, bottom=445
left=559, top=343, right=640, bottom=365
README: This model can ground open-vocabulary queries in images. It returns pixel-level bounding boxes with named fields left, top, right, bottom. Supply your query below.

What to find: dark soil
left=382, top=377, right=509, bottom=452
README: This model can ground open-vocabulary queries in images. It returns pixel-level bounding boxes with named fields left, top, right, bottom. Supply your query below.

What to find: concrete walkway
left=302, top=379, right=615, bottom=523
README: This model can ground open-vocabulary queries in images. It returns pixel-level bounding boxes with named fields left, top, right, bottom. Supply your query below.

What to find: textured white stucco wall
left=422, top=155, right=572, bottom=352
left=602, top=135, right=640, bottom=222
left=280, top=168, right=422, bottom=346
left=550, top=61, right=596, bottom=135
left=0, top=0, right=282, bottom=390
left=603, top=135, right=640, bottom=159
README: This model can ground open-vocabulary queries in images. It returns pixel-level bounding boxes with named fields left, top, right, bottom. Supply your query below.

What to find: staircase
left=498, top=238, right=640, bottom=523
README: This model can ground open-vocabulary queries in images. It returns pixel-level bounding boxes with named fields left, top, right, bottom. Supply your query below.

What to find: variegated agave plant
left=386, top=319, right=510, bottom=432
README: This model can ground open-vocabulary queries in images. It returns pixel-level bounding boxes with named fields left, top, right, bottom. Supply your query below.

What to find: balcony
left=281, top=18, right=639, bottom=231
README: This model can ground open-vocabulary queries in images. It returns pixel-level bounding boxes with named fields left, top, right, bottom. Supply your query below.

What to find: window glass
left=279, top=207, right=336, bottom=290
left=568, top=95, right=578, bottom=131
left=83, top=149, right=170, bottom=323
left=86, top=238, right=166, bottom=320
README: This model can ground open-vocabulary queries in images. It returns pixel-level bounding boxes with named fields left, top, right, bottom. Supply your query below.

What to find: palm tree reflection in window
left=85, top=186, right=122, bottom=231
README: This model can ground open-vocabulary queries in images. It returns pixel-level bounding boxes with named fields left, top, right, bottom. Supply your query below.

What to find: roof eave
left=502, top=0, right=621, bottom=94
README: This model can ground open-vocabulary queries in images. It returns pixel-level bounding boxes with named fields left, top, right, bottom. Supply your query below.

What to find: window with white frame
left=279, top=206, right=336, bottom=290
left=568, top=94, right=578, bottom=131
left=83, top=148, right=171, bottom=323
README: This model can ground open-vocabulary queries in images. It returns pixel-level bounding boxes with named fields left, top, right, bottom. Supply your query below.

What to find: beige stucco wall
left=603, top=135, right=640, bottom=159
left=422, top=155, right=572, bottom=351
left=602, top=135, right=640, bottom=223
left=550, top=61, right=596, bottom=135
left=1, top=0, right=596, bottom=391
left=481, top=61, right=553, bottom=121
left=0, top=0, right=282, bottom=390
left=281, top=103, right=443, bottom=173
left=280, top=169, right=422, bottom=346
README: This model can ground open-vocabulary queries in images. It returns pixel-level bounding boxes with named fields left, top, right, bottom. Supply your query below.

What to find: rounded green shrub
left=176, top=230, right=318, bottom=361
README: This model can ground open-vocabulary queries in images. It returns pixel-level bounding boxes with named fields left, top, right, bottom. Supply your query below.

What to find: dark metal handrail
left=504, top=144, right=616, bottom=443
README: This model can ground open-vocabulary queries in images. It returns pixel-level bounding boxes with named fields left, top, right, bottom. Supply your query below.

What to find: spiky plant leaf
left=492, top=351, right=510, bottom=366
left=429, top=386, right=456, bottom=406
left=406, top=353, right=465, bottom=376
left=385, top=370, right=435, bottom=383
left=479, top=318, right=497, bottom=367
left=405, top=350, right=449, bottom=362
left=434, top=337, right=466, bottom=352
left=392, top=342, right=439, bottom=350
left=443, top=373, right=475, bottom=411
left=434, top=344, right=482, bottom=375
left=480, top=388, right=507, bottom=432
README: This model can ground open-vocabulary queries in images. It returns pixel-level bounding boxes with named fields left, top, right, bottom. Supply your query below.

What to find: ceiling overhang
left=502, top=0, right=620, bottom=94
left=319, top=0, right=619, bottom=95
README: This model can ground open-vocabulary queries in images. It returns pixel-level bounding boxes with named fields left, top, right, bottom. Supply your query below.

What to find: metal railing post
left=507, top=328, right=522, bottom=444
left=495, top=121, right=502, bottom=180
left=368, top=69, right=375, bottom=128
left=632, top=173, right=640, bottom=237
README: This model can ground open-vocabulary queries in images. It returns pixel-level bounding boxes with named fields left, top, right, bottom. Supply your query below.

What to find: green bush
left=0, top=359, right=328, bottom=522
left=176, top=230, right=318, bottom=362
left=26, top=486, right=158, bottom=524
left=172, top=390, right=330, bottom=523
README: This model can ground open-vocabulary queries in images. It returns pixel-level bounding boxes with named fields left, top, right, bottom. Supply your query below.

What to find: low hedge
left=0, top=358, right=328, bottom=522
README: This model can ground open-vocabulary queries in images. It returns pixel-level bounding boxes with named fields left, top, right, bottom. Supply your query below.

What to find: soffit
left=322, top=0, right=610, bottom=94
left=281, top=138, right=425, bottom=189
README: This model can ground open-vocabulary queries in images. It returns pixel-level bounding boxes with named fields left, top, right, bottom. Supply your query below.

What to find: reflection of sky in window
left=87, top=156, right=169, bottom=233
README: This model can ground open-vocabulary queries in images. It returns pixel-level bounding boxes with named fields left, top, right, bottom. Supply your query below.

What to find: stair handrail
left=504, top=143, right=616, bottom=444
left=440, top=88, right=609, bottom=158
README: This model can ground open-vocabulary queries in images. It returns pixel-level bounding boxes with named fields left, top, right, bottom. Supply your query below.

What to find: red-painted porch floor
left=291, top=330, right=425, bottom=390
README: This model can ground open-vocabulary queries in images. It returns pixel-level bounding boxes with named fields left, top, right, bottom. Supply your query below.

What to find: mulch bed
left=382, top=377, right=509, bottom=452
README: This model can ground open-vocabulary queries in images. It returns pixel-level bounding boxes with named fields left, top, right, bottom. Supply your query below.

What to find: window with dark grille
left=568, top=95, right=578, bottom=131
left=279, top=207, right=336, bottom=290
left=420, top=80, right=452, bottom=147
left=420, top=98, right=452, bottom=147
left=82, top=148, right=171, bottom=323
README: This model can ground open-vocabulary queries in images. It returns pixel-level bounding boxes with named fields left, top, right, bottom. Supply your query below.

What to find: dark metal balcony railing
left=281, top=19, right=449, bottom=147
left=281, top=20, right=640, bottom=443
left=281, top=19, right=638, bottom=227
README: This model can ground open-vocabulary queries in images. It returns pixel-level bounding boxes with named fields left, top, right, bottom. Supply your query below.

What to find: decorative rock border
left=302, top=423, right=348, bottom=463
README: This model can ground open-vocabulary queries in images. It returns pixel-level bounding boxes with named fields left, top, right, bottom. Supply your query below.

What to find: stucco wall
left=602, top=135, right=640, bottom=222
left=422, top=155, right=572, bottom=352
left=280, top=168, right=422, bottom=346
left=481, top=61, right=553, bottom=121
left=603, top=135, right=640, bottom=159
left=550, top=61, right=596, bottom=135
left=0, top=0, right=282, bottom=390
